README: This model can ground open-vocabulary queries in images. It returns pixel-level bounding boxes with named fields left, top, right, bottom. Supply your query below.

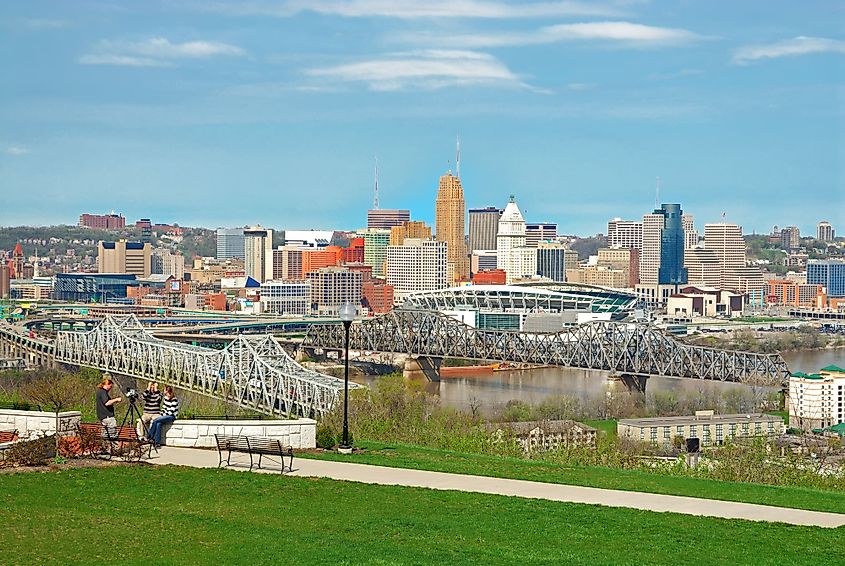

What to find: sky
left=1, top=1, right=843, bottom=237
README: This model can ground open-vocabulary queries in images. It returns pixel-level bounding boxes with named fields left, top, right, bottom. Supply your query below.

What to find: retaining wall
left=0, top=409, right=81, bottom=440
left=161, top=418, right=317, bottom=449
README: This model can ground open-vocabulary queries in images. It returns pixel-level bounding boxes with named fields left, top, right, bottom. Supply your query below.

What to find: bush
left=2, top=435, right=57, bottom=467
left=316, top=424, right=338, bottom=449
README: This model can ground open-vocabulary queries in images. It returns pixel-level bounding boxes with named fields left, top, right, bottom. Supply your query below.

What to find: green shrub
left=316, top=424, right=338, bottom=449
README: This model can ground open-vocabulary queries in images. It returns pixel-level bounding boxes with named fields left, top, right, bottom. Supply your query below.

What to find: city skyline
left=1, top=1, right=843, bottom=234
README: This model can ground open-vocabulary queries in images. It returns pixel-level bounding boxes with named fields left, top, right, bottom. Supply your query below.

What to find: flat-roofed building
left=537, top=242, right=578, bottom=283
left=367, top=209, right=410, bottom=230
left=386, top=239, right=448, bottom=302
left=97, top=240, right=151, bottom=277
left=817, top=221, right=835, bottom=242
left=618, top=411, right=785, bottom=447
left=389, top=221, right=432, bottom=246
left=525, top=222, right=557, bottom=248
left=260, top=280, right=311, bottom=316
left=79, top=212, right=125, bottom=230
left=597, top=247, right=639, bottom=287
left=766, top=280, right=826, bottom=308
left=306, top=267, right=363, bottom=316
left=788, top=365, right=845, bottom=430
left=243, top=226, right=273, bottom=283
left=468, top=207, right=502, bottom=252
left=607, top=218, right=642, bottom=249
left=357, top=228, right=391, bottom=278
left=684, top=247, right=721, bottom=288
left=216, top=228, right=245, bottom=260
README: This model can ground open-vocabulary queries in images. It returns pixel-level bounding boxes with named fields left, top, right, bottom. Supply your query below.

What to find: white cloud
left=24, top=18, right=69, bottom=30
left=733, top=36, right=845, bottom=65
left=305, top=50, right=537, bottom=91
left=79, top=37, right=245, bottom=67
left=397, top=21, right=704, bottom=48
left=5, top=146, right=29, bottom=156
left=207, top=0, right=623, bottom=19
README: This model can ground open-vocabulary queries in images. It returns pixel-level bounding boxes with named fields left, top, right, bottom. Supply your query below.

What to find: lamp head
left=338, top=302, right=357, bottom=322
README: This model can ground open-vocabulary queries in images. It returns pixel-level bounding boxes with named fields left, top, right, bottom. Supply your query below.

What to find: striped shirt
left=162, top=396, right=180, bottom=418
left=142, top=390, right=162, bottom=415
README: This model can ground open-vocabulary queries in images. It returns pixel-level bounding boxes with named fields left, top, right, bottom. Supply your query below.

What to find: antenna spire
left=456, top=134, right=461, bottom=178
left=373, top=155, right=379, bottom=210
left=655, top=176, right=660, bottom=209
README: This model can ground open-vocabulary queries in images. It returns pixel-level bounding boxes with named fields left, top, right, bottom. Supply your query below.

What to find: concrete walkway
left=151, top=446, right=845, bottom=528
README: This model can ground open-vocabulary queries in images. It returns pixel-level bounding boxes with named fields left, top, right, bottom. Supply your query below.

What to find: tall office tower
left=496, top=197, right=538, bottom=284
left=151, top=248, right=185, bottom=279
left=386, top=239, right=448, bottom=302
left=468, top=207, right=503, bottom=252
left=217, top=228, right=245, bottom=260
left=389, top=221, right=432, bottom=246
left=97, top=240, right=152, bottom=277
left=607, top=218, right=643, bottom=249
left=357, top=227, right=391, bottom=277
left=657, top=204, right=688, bottom=286
left=536, top=242, right=579, bottom=282
left=272, top=245, right=304, bottom=280
left=525, top=223, right=558, bottom=248
left=367, top=209, right=410, bottom=230
left=781, top=226, right=800, bottom=250
left=79, top=212, right=126, bottom=230
left=704, top=223, right=747, bottom=290
left=684, top=248, right=721, bottom=288
left=306, top=267, right=363, bottom=316
left=435, top=172, right=469, bottom=282
left=808, top=259, right=845, bottom=298
left=682, top=214, right=698, bottom=249
left=640, top=212, right=664, bottom=285
left=243, top=226, right=274, bottom=283
left=0, top=263, right=10, bottom=299
left=597, top=247, right=639, bottom=287
left=817, top=221, right=835, bottom=242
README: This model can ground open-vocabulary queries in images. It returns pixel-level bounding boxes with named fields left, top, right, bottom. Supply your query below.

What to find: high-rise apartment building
left=151, top=248, right=185, bottom=279
left=607, top=218, right=643, bottom=249
left=817, top=221, right=835, bottom=242
left=97, top=240, right=152, bottom=277
left=389, top=221, right=432, bottom=246
left=435, top=172, right=469, bottom=282
left=357, top=228, right=391, bottom=278
left=385, top=239, right=448, bottom=302
left=468, top=207, right=502, bottom=252
left=537, top=242, right=579, bottom=282
left=306, top=267, right=363, bottom=316
left=781, top=226, right=800, bottom=250
left=808, top=259, right=845, bottom=298
left=496, top=197, right=538, bottom=284
left=216, top=228, right=245, bottom=260
left=243, top=226, right=273, bottom=283
left=367, top=209, right=410, bottom=230
left=79, top=212, right=125, bottom=230
left=525, top=223, right=557, bottom=248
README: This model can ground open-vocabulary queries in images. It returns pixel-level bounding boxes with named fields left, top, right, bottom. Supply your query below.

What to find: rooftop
left=618, top=413, right=783, bottom=427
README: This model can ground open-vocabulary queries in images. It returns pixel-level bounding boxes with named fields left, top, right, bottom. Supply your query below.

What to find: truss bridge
left=302, top=309, right=790, bottom=388
left=2, top=315, right=356, bottom=418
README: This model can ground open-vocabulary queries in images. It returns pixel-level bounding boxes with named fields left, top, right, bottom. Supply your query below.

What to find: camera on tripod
left=125, top=388, right=139, bottom=403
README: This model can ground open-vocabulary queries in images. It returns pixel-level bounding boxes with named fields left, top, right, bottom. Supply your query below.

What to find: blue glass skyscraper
left=808, top=259, right=845, bottom=297
left=656, top=203, right=688, bottom=286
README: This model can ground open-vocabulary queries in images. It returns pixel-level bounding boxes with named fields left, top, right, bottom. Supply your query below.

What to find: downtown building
left=367, top=209, right=410, bottom=230
left=216, top=228, right=245, bottom=260
left=808, top=259, right=845, bottom=298
left=536, top=242, right=579, bottom=283
left=151, top=248, right=185, bottom=280
left=79, top=212, right=125, bottom=230
left=389, top=221, right=432, bottom=246
left=385, top=239, right=448, bottom=303
left=306, top=267, right=363, bottom=316
left=636, top=204, right=688, bottom=306
left=260, top=280, right=311, bottom=316
left=97, top=240, right=152, bottom=277
left=525, top=223, right=557, bottom=248
left=468, top=207, right=502, bottom=252
left=817, top=221, right=835, bottom=242
left=435, top=172, right=470, bottom=282
left=607, top=218, right=643, bottom=249
left=357, top=227, right=391, bottom=278
left=243, top=226, right=274, bottom=283
left=496, top=197, right=537, bottom=285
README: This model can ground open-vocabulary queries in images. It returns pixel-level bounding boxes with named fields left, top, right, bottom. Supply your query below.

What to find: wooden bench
left=78, top=423, right=154, bottom=461
left=214, top=434, right=293, bottom=474
left=0, top=430, right=18, bottom=455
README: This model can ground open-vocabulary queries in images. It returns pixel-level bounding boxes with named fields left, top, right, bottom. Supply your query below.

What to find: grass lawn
left=301, top=441, right=845, bottom=514
left=0, top=465, right=843, bottom=565
left=583, top=418, right=618, bottom=437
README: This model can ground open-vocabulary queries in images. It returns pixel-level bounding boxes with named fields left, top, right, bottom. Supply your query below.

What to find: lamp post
left=338, top=302, right=356, bottom=453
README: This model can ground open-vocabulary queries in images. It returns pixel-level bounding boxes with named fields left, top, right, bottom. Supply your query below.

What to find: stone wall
left=0, top=409, right=81, bottom=440
left=161, top=418, right=316, bottom=449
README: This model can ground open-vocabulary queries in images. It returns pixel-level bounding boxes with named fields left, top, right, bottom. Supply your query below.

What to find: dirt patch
left=0, top=457, right=138, bottom=475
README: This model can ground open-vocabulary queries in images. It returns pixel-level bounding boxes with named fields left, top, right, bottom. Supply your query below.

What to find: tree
left=22, top=370, right=90, bottom=448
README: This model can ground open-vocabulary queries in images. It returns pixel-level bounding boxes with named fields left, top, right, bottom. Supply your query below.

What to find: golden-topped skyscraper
left=435, top=172, right=469, bottom=282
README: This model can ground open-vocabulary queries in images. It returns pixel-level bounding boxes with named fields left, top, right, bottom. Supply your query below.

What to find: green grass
left=0, top=465, right=842, bottom=565
left=301, top=441, right=845, bottom=514
left=583, top=418, right=618, bottom=437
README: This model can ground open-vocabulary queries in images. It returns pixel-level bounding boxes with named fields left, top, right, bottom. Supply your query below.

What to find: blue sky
left=1, top=1, right=843, bottom=236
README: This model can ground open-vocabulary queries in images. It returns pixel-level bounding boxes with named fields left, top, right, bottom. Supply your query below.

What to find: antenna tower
left=456, top=135, right=461, bottom=178
left=373, top=155, right=379, bottom=210
left=655, top=176, right=660, bottom=209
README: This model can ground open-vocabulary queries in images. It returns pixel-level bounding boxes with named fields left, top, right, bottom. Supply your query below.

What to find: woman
left=95, top=377, right=122, bottom=438
left=146, top=386, right=180, bottom=448
left=135, top=381, right=162, bottom=439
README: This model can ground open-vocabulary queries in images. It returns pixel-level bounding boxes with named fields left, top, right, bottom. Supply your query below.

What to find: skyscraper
left=496, top=197, right=537, bottom=284
left=97, top=240, right=152, bottom=277
left=435, top=172, right=469, bottom=282
left=657, top=204, right=688, bottom=286
left=367, top=209, right=410, bottom=230
left=682, top=214, right=698, bottom=249
left=607, top=218, right=643, bottom=249
left=386, top=239, right=448, bottom=302
left=468, top=207, right=502, bottom=252
left=389, top=221, right=432, bottom=246
left=536, top=242, right=578, bottom=282
left=808, top=259, right=845, bottom=298
left=357, top=227, right=391, bottom=277
left=216, top=228, right=245, bottom=260
left=781, top=226, right=800, bottom=250
left=525, top=223, right=558, bottom=248
left=243, top=226, right=273, bottom=283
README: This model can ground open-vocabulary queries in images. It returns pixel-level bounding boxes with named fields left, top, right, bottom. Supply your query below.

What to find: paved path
left=151, top=446, right=845, bottom=528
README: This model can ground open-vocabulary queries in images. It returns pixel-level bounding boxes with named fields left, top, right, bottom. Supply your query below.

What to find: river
left=360, top=348, right=845, bottom=414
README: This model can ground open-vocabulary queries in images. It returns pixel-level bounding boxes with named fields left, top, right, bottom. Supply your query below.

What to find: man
left=136, top=381, right=162, bottom=439
left=96, top=377, right=122, bottom=438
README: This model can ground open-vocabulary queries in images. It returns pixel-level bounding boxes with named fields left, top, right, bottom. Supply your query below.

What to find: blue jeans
left=147, top=415, right=175, bottom=445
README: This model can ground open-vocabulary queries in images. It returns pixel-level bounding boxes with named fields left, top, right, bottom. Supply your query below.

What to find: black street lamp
left=338, top=302, right=356, bottom=453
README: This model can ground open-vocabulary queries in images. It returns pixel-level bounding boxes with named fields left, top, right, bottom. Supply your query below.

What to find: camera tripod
left=114, top=391, right=159, bottom=458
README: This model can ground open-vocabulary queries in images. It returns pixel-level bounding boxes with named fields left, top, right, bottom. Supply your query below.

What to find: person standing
left=146, top=386, right=180, bottom=447
left=96, top=377, right=122, bottom=438
left=136, top=381, right=162, bottom=440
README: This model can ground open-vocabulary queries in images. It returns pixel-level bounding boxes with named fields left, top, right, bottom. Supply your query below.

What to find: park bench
left=214, top=434, right=294, bottom=474
left=0, top=429, right=19, bottom=455
left=77, top=423, right=155, bottom=461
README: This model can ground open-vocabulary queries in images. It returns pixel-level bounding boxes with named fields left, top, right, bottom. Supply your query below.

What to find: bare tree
left=22, top=370, right=90, bottom=447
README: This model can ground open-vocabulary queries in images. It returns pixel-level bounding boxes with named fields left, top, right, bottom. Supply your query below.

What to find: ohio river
left=362, top=348, right=845, bottom=414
